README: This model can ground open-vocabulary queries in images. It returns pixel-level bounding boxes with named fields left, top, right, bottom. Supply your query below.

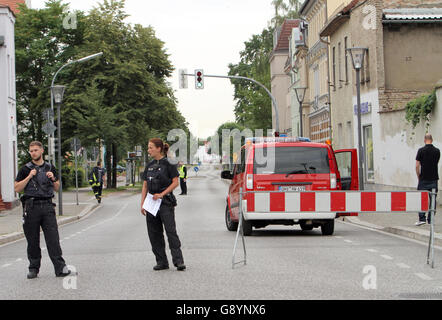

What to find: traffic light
left=195, top=69, right=204, bottom=89
left=53, top=138, right=59, bottom=154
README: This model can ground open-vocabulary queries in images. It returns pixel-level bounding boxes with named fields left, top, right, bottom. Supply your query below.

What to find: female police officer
left=140, top=138, right=186, bottom=271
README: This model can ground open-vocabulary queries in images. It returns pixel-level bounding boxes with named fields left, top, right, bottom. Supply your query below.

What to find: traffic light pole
left=182, top=73, right=280, bottom=133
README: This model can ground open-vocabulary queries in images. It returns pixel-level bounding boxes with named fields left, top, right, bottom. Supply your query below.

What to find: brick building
left=320, top=0, right=442, bottom=190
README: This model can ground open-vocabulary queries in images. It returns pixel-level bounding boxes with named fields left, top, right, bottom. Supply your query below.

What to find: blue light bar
left=245, top=137, right=311, bottom=144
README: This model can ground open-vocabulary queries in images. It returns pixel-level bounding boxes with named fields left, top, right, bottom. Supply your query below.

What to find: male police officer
left=14, top=141, right=71, bottom=279
left=89, top=161, right=105, bottom=203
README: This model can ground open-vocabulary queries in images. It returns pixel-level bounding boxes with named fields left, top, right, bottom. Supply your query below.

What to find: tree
left=228, top=0, right=302, bottom=132
left=14, top=0, right=86, bottom=165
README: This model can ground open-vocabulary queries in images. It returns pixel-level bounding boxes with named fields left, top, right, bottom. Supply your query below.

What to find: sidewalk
left=0, top=189, right=99, bottom=245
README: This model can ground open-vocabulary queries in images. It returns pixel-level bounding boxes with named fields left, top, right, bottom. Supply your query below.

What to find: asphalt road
left=1, top=166, right=441, bottom=300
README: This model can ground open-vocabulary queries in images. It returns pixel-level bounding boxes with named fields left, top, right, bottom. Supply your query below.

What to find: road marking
left=415, top=273, right=432, bottom=280
left=396, top=263, right=411, bottom=269
left=380, top=255, right=393, bottom=260
left=334, top=236, right=343, bottom=239
left=2, top=263, right=12, bottom=268
left=366, top=249, right=378, bottom=253
left=15, top=258, right=23, bottom=262
left=344, top=239, right=353, bottom=243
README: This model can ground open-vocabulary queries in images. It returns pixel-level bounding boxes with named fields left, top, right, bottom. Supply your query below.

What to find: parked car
left=221, top=137, right=359, bottom=236
left=116, top=165, right=126, bottom=173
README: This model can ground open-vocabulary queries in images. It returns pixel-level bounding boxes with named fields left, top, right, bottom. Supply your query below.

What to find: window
left=344, top=37, right=349, bottom=84
left=332, top=47, right=336, bottom=91
left=347, top=121, right=353, bottom=147
left=364, top=125, right=374, bottom=181
left=254, top=147, right=330, bottom=175
left=338, top=42, right=342, bottom=88
left=338, top=123, right=343, bottom=146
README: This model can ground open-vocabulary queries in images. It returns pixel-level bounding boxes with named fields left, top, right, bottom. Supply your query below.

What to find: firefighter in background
left=89, top=161, right=106, bottom=204
left=178, top=162, right=187, bottom=195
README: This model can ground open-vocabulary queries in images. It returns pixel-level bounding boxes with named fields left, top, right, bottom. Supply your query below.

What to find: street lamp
left=347, top=47, right=367, bottom=191
left=51, top=85, right=66, bottom=215
left=294, top=87, right=307, bottom=137
left=49, top=52, right=103, bottom=163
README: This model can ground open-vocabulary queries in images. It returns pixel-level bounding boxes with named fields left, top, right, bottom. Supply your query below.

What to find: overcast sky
left=31, top=0, right=275, bottom=139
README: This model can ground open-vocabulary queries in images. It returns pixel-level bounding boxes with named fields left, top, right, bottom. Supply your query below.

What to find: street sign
left=179, top=69, right=188, bottom=89
left=42, top=108, right=54, bottom=121
left=71, top=138, right=81, bottom=150
left=42, top=122, right=57, bottom=135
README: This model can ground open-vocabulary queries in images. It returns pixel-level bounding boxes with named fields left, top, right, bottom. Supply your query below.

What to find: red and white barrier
left=245, top=191, right=429, bottom=213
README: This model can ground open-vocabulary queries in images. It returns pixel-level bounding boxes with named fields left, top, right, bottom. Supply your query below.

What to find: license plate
left=278, top=186, right=306, bottom=192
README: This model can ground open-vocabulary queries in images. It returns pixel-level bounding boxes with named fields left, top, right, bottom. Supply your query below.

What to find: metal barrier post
left=427, top=188, right=437, bottom=268
left=232, top=187, right=247, bottom=269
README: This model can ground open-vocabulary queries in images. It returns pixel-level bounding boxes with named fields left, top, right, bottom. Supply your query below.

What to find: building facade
left=270, top=19, right=300, bottom=135
left=0, top=4, right=17, bottom=209
left=320, top=0, right=442, bottom=193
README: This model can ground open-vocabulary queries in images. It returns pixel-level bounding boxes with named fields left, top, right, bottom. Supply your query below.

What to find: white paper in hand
left=143, top=193, right=162, bottom=217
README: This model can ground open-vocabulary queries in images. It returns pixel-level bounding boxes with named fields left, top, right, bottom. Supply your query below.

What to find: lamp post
left=347, top=47, right=367, bottom=191
left=49, top=52, right=103, bottom=163
left=51, top=85, right=66, bottom=216
left=294, top=87, right=307, bottom=137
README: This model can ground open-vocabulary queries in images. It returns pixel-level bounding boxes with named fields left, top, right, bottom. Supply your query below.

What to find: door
left=334, top=149, right=359, bottom=190
left=229, top=148, right=246, bottom=221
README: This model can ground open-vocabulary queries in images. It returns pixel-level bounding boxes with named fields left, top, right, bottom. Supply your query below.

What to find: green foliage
left=228, top=0, right=301, bottom=131
left=228, top=28, right=274, bottom=131
left=14, top=0, right=190, bottom=186
left=405, top=90, right=437, bottom=129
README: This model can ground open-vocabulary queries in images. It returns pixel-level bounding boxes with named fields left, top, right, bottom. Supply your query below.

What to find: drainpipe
left=320, top=0, right=332, bottom=142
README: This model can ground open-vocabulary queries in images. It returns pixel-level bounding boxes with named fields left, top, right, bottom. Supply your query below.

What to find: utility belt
left=20, top=196, right=53, bottom=208
left=149, top=192, right=177, bottom=207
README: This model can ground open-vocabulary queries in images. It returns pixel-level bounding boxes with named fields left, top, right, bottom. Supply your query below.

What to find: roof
left=0, top=0, right=25, bottom=15
left=273, top=19, right=300, bottom=52
left=383, top=8, right=442, bottom=22
left=299, top=0, right=311, bottom=15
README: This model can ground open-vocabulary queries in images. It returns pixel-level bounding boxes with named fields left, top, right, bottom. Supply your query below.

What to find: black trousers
left=92, top=184, right=103, bottom=200
left=180, top=178, right=187, bottom=195
left=418, top=180, right=438, bottom=223
left=23, top=200, right=66, bottom=274
left=146, top=204, right=184, bottom=266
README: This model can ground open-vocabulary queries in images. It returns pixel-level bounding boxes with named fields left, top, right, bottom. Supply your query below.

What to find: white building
left=0, top=4, right=17, bottom=209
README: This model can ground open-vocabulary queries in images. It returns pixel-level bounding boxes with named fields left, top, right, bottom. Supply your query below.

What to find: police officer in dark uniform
left=14, top=141, right=71, bottom=279
left=140, top=138, right=186, bottom=271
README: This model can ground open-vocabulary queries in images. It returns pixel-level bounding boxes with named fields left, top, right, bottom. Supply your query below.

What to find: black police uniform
left=15, top=161, right=67, bottom=276
left=143, top=157, right=184, bottom=268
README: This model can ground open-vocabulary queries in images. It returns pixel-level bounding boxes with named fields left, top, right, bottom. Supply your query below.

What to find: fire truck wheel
left=225, top=204, right=238, bottom=231
left=321, top=219, right=335, bottom=236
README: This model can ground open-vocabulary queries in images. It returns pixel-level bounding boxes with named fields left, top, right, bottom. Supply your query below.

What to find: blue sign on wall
left=354, top=102, right=371, bottom=115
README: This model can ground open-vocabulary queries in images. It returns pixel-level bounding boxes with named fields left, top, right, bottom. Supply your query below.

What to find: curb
left=0, top=203, right=99, bottom=246
left=343, top=216, right=442, bottom=247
